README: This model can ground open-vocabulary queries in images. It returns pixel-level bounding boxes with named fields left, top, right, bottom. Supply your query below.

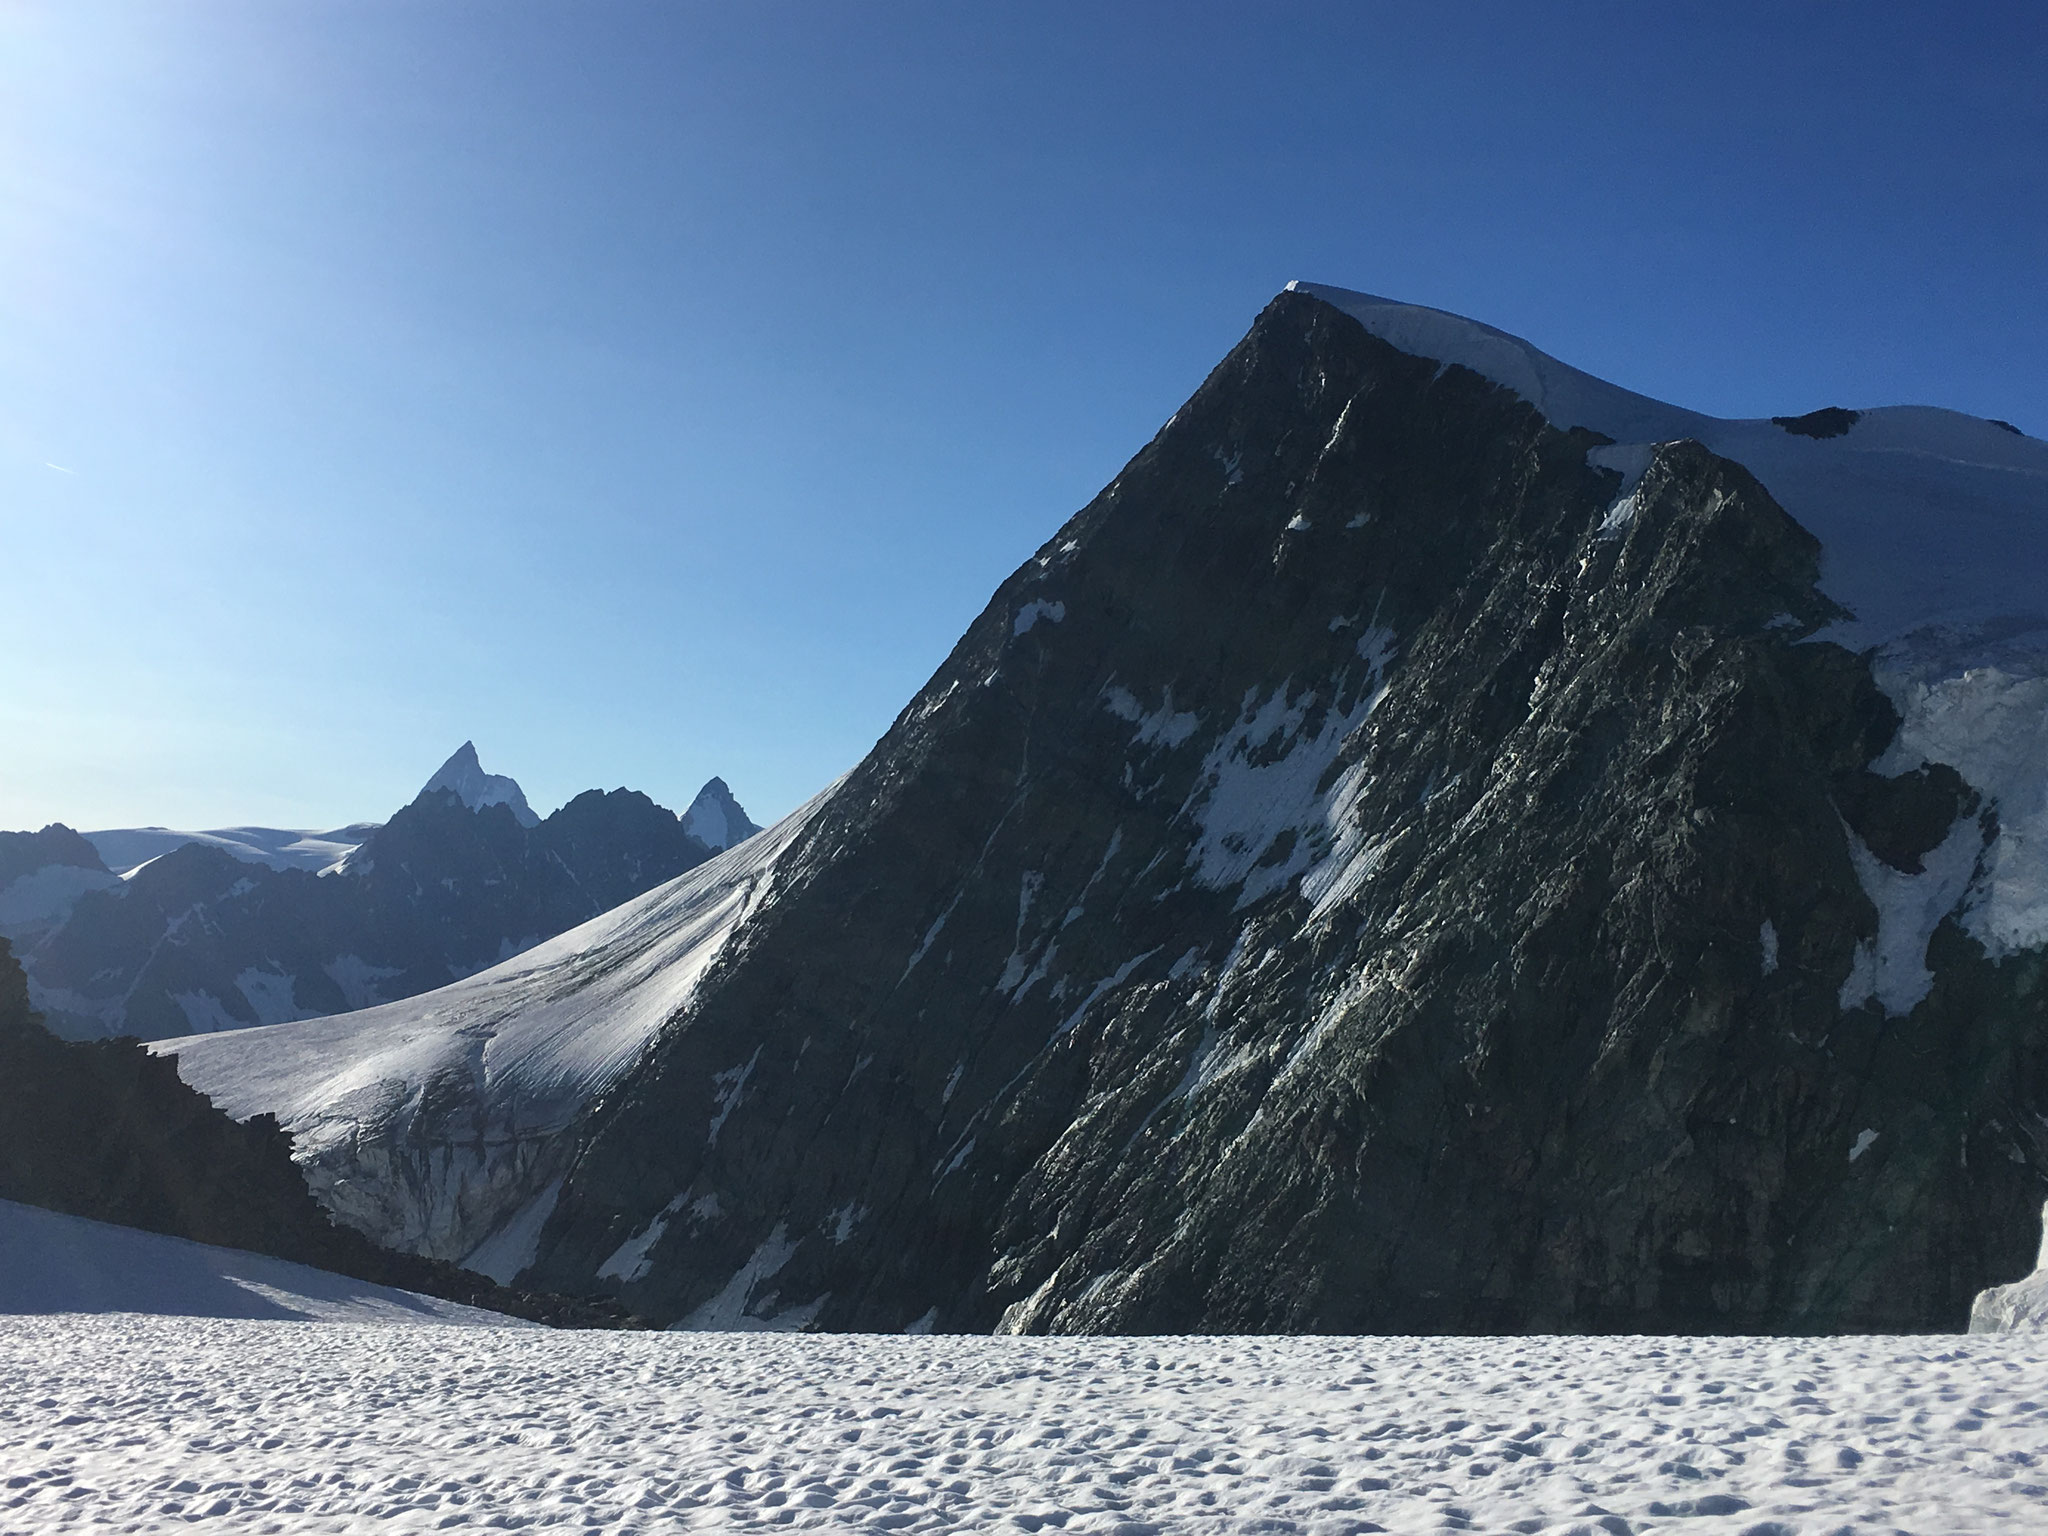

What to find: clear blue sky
left=4, top=1, right=2043, bottom=832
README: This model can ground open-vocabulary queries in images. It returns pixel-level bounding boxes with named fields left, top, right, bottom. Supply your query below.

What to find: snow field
left=6, top=1323, right=2045, bottom=1535
left=0, top=1200, right=520, bottom=1328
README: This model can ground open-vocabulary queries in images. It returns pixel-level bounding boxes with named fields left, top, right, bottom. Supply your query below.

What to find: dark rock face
left=0, top=937, right=637, bottom=1327
left=24, top=785, right=718, bottom=1040
left=1772, top=408, right=1861, bottom=440
left=521, top=291, right=2046, bottom=1334
left=0, top=825, right=106, bottom=888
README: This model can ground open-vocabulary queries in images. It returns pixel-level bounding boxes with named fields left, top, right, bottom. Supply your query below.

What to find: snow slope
left=0, top=862, right=120, bottom=942
left=7, top=1321, right=2045, bottom=1533
left=84, top=824, right=370, bottom=878
left=154, top=785, right=838, bottom=1271
left=0, top=1200, right=516, bottom=1326
left=1293, top=281, right=2048, bottom=653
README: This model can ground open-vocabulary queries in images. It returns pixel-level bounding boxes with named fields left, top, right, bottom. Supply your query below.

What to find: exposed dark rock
left=1991, top=420, right=2024, bottom=437
left=1833, top=762, right=1981, bottom=875
left=509, top=290, right=2046, bottom=1335
left=1771, top=408, right=1861, bottom=439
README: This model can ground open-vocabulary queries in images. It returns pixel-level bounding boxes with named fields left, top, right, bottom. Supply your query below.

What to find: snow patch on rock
left=323, top=953, right=402, bottom=1012
left=598, top=1192, right=689, bottom=1284
left=1183, top=631, right=1397, bottom=910
left=1101, top=683, right=1201, bottom=749
left=1013, top=598, right=1066, bottom=636
left=462, top=1177, right=564, bottom=1286
left=1837, top=818, right=1983, bottom=1016
left=671, top=1224, right=822, bottom=1332
left=235, top=967, right=310, bottom=1028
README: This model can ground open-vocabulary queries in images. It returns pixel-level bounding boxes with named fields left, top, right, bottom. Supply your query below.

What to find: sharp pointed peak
left=683, top=777, right=761, bottom=851
left=418, top=741, right=540, bottom=828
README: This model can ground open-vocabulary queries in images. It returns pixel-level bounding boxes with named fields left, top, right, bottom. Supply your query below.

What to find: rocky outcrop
left=503, top=289, right=2047, bottom=1334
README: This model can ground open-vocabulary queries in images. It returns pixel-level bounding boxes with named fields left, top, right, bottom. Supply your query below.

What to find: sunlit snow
left=7, top=1311, right=2048, bottom=1533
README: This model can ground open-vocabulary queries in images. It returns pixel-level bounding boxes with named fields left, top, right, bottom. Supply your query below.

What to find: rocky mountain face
left=165, top=287, right=2048, bottom=1335
left=419, top=741, right=541, bottom=828
left=0, top=937, right=634, bottom=1326
left=0, top=824, right=120, bottom=947
left=6, top=751, right=758, bottom=1041
left=683, top=777, right=763, bottom=852
left=515, top=289, right=2048, bottom=1335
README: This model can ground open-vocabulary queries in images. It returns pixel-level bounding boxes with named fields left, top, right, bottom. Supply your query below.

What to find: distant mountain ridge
left=1, top=746, right=760, bottom=1042
left=84, top=824, right=374, bottom=879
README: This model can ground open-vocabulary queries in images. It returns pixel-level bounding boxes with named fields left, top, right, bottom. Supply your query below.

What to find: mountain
left=162, top=286, right=2048, bottom=1334
left=419, top=741, right=541, bottom=828
left=0, top=824, right=121, bottom=946
left=684, top=776, right=763, bottom=851
left=6, top=746, right=760, bottom=1041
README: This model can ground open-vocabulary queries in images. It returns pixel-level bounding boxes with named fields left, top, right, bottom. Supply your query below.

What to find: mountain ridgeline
left=7, top=751, right=759, bottom=1041
left=513, top=289, right=2045, bottom=1334
left=164, top=287, right=2048, bottom=1334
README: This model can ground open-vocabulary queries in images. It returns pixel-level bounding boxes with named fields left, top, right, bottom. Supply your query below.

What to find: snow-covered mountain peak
left=1288, top=281, right=1712, bottom=445
left=1291, top=280, right=2048, bottom=652
left=683, top=777, right=761, bottom=852
left=420, top=742, right=540, bottom=828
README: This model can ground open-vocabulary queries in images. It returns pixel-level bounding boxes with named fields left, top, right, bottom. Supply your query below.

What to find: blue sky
left=4, top=1, right=2044, bottom=832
